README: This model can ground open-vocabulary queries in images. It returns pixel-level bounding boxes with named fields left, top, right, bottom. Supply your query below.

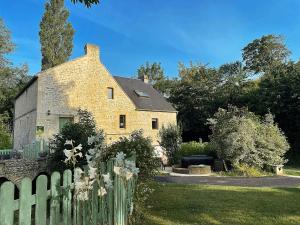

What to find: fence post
left=0, top=181, right=15, bottom=225
left=63, top=170, right=72, bottom=225
left=35, top=175, right=48, bottom=225
left=19, top=177, right=33, bottom=225
left=50, top=172, right=61, bottom=225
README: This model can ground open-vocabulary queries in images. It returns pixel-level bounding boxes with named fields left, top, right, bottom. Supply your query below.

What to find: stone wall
left=34, top=44, right=177, bottom=145
left=14, top=80, right=38, bottom=149
left=0, top=158, right=48, bottom=187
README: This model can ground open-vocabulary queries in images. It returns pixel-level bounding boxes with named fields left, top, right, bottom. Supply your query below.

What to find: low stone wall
left=0, top=158, right=49, bottom=187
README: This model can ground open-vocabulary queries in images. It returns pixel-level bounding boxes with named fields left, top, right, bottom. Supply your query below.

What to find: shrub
left=208, top=106, right=289, bottom=168
left=0, top=125, right=11, bottom=149
left=158, top=124, right=182, bottom=165
left=106, top=130, right=159, bottom=225
left=48, top=109, right=102, bottom=172
left=0, top=114, right=11, bottom=149
left=174, top=141, right=215, bottom=163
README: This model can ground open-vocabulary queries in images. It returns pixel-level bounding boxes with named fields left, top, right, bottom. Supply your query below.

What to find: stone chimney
left=142, top=75, right=149, bottom=84
left=84, top=43, right=100, bottom=59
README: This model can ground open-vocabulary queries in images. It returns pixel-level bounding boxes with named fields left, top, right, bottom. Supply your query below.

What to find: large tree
left=242, top=34, right=290, bottom=74
left=0, top=18, right=29, bottom=130
left=39, top=0, right=74, bottom=70
left=70, top=0, right=99, bottom=7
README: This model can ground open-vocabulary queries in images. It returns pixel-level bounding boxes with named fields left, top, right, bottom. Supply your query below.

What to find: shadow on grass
left=143, top=183, right=300, bottom=225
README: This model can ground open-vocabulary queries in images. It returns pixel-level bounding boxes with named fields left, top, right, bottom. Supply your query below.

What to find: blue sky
left=1, top=0, right=300, bottom=77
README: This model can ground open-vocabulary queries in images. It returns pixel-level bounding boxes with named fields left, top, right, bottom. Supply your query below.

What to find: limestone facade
left=13, top=44, right=177, bottom=149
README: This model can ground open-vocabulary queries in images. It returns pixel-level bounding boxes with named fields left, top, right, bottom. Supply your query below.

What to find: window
left=59, top=117, right=74, bottom=132
left=152, top=118, right=158, bottom=129
left=134, top=90, right=150, bottom=98
left=107, top=87, right=114, bottom=99
left=119, top=115, right=126, bottom=128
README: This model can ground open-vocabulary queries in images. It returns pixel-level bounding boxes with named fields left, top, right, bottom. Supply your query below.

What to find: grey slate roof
left=113, top=76, right=176, bottom=112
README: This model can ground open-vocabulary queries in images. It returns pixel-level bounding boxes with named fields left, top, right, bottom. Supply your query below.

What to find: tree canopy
left=70, top=0, right=99, bottom=7
left=39, top=0, right=74, bottom=70
left=242, top=34, right=290, bottom=74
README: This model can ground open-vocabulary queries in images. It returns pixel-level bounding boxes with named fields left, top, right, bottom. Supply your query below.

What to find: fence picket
left=0, top=181, right=15, bottom=225
left=19, top=177, right=32, bottom=225
left=35, top=175, right=48, bottom=225
left=63, top=170, right=72, bottom=225
left=50, top=172, right=61, bottom=225
left=0, top=157, right=137, bottom=225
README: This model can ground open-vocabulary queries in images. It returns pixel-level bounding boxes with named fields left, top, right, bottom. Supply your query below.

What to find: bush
left=174, top=141, right=215, bottom=163
left=158, top=124, right=182, bottom=165
left=0, top=125, right=11, bottom=149
left=0, top=114, right=11, bottom=149
left=208, top=106, right=289, bottom=168
left=48, top=109, right=101, bottom=172
left=106, top=130, right=159, bottom=225
left=219, top=164, right=267, bottom=177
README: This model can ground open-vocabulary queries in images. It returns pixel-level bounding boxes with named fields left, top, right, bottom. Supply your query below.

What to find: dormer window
left=134, top=90, right=150, bottom=98
left=107, top=87, right=114, bottom=99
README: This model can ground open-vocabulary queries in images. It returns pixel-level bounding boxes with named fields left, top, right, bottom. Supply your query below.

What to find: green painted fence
left=0, top=158, right=137, bottom=225
left=0, top=149, right=12, bottom=156
left=21, top=139, right=49, bottom=159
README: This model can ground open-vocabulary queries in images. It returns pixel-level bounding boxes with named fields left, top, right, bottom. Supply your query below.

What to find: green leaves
left=39, top=0, right=74, bottom=70
left=242, top=34, right=290, bottom=74
left=70, top=0, right=100, bottom=7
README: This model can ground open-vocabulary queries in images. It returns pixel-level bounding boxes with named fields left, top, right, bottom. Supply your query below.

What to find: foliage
left=218, top=164, right=267, bottom=177
left=143, top=182, right=300, bottom=225
left=0, top=17, right=29, bottom=129
left=39, top=0, right=74, bottom=70
left=107, top=130, right=159, bottom=180
left=48, top=109, right=99, bottom=172
left=0, top=18, right=14, bottom=66
left=255, top=62, right=300, bottom=158
left=169, top=62, right=247, bottom=141
left=242, top=34, right=290, bottom=74
left=174, top=141, right=215, bottom=163
left=106, top=130, right=159, bottom=225
left=208, top=106, right=289, bottom=168
left=70, top=0, right=99, bottom=7
left=158, top=124, right=182, bottom=165
left=0, top=116, right=11, bottom=149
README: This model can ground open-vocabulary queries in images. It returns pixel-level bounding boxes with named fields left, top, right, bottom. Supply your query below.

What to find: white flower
left=125, top=170, right=133, bottom=180
left=102, top=173, right=113, bottom=189
left=88, top=166, right=97, bottom=180
left=65, top=140, right=73, bottom=145
left=125, top=160, right=135, bottom=169
left=88, top=136, right=96, bottom=145
left=88, top=148, right=95, bottom=155
left=131, top=167, right=140, bottom=175
left=85, top=153, right=92, bottom=162
left=98, top=187, right=107, bottom=196
left=63, top=149, right=72, bottom=162
left=74, top=168, right=84, bottom=183
left=75, top=144, right=83, bottom=152
left=114, top=166, right=121, bottom=175
left=116, top=152, right=126, bottom=163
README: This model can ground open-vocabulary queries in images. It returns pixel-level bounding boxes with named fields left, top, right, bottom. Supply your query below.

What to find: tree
left=137, top=62, right=164, bottom=84
left=208, top=106, right=289, bottom=168
left=158, top=124, right=182, bottom=165
left=0, top=18, right=14, bottom=67
left=70, top=0, right=99, bottom=7
left=39, top=0, right=74, bottom=70
left=242, top=34, right=290, bottom=74
left=49, top=109, right=99, bottom=172
left=0, top=18, right=29, bottom=129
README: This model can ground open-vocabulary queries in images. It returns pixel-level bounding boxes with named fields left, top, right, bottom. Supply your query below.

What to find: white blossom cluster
left=113, top=152, right=139, bottom=180
left=63, top=140, right=83, bottom=167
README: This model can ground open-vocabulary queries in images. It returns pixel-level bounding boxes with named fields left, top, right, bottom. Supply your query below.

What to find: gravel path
left=155, top=175, right=300, bottom=187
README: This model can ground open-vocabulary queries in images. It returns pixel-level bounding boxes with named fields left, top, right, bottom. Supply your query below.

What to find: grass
left=285, top=166, right=300, bottom=176
left=143, top=182, right=300, bottom=225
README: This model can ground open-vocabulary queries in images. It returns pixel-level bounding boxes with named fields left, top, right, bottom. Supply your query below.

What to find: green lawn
left=143, top=183, right=300, bottom=225
left=285, top=166, right=300, bottom=176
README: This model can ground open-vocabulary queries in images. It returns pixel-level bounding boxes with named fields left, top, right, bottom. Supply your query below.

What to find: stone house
left=13, top=44, right=177, bottom=150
